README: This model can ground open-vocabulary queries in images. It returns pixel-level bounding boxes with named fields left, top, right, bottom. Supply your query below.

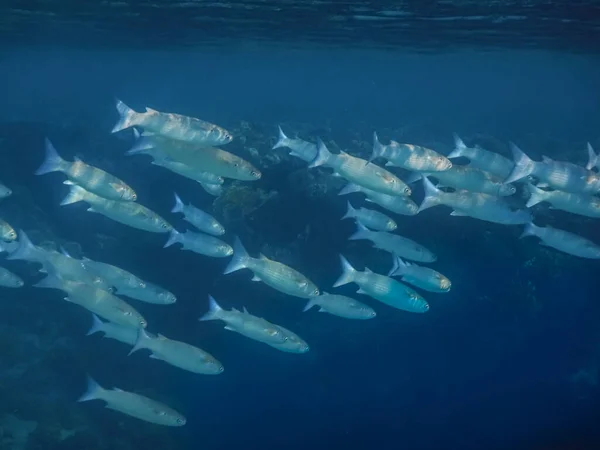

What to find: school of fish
left=1, top=101, right=598, bottom=427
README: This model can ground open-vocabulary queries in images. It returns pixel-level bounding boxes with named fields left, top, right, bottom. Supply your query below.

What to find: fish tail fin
left=60, top=184, right=89, bottom=206
left=526, top=184, right=550, bottom=208
left=369, top=131, right=385, bottom=163
left=35, top=138, right=66, bottom=175
left=505, top=143, right=536, bottom=184
left=338, top=183, right=361, bottom=197
left=223, top=237, right=249, bottom=274
left=199, top=295, right=223, bottom=321
left=348, top=221, right=370, bottom=241
left=388, top=255, right=407, bottom=276
left=308, top=138, right=331, bottom=169
left=302, top=297, right=318, bottom=312
left=405, top=172, right=423, bottom=185
left=33, top=272, right=65, bottom=290
left=448, top=133, right=467, bottom=158
left=125, top=134, right=155, bottom=156
left=333, top=254, right=357, bottom=287
left=272, top=126, right=289, bottom=150
left=341, top=201, right=356, bottom=220
left=418, top=176, right=441, bottom=212
left=112, top=99, right=139, bottom=133
left=77, top=375, right=105, bottom=402
left=171, top=192, right=184, bottom=214
left=86, top=314, right=105, bottom=336
left=128, top=328, right=153, bottom=356
left=6, top=230, right=44, bottom=263
left=163, top=230, right=181, bottom=248
left=519, top=222, right=540, bottom=239
left=586, top=142, right=598, bottom=171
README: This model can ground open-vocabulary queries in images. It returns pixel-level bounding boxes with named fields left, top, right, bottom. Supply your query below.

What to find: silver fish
left=520, top=223, right=600, bottom=259
left=224, top=237, right=319, bottom=299
left=129, top=329, right=224, bottom=375
left=338, top=183, right=419, bottom=216
left=334, top=255, right=429, bottom=313
left=80, top=257, right=146, bottom=291
left=341, top=201, right=397, bottom=231
left=267, top=324, right=310, bottom=354
left=303, top=291, right=376, bottom=320
left=389, top=256, right=451, bottom=293
left=309, top=139, right=411, bottom=197
left=526, top=184, right=600, bottom=218
left=128, top=133, right=260, bottom=181
left=418, top=166, right=516, bottom=197
left=36, top=139, right=137, bottom=201
left=419, top=177, right=531, bottom=225
left=371, top=132, right=452, bottom=172
left=86, top=314, right=140, bottom=346
left=112, top=100, right=232, bottom=147
left=0, top=266, right=24, bottom=287
left=199, top=296, right=288, bottom=345
left=151, top=157, right=225, bottom=186
left=272, top=126, right=318, bottom=163
left=78, top=376, right=186, bottom=426
left=164, top=229, right=232, bottom=258
left=448, top=134, right=514, bottom=179
left=61, top=184, right=172, bottom=234
left=171, top=193, right=225, bottom=236
left=349, top=222, right=437, bottom=263
left=0, top=219, right=17, bottom=241
left=506, top=143, right=600, bottom=194
left=115, top=281, right=176, bottom=305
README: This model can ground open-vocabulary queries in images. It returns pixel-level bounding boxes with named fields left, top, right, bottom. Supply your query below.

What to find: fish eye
left=176, top=418, right=186, bottom=425
left=8, top=230, right=16, bottom=238
left=161, top=223, right=168, bottom=228
left=404, top=187, right=411, bottom=194
left=124, top=311, right=132, bottom=316
left=312, top=288, right=319, bottom=296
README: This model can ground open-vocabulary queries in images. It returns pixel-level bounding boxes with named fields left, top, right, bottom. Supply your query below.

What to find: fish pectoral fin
left=149, top=353, right=162, bottom=360
left=87, top=207, right=99, bottom=213
left=356, top=288, right=368, bottom=294
left=223, top=325, right=237, bottom=332
left=63, top=180, right=76, bottom=185
left=251, top=275, right=261, bottom=282
left=450, top=210, right=468, bottom=216
left=318, top=307, right=327, bottom=313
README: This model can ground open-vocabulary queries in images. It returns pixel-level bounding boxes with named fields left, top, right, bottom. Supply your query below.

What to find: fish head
left=385, top=220, right=397, bottom=231
left=114, top=183, right=137, bottom=201
left=13, top=277, right=24, bottom=288
left=155, top=408, right=187, bottom=426
left=123, top=309, right=147, bottom=328
left=264, top=326, right=287, bottom=342
left=499, top=184, right=517, bottom=196
left=431, top=155, right=453, bottom=171
left=158, top=291, right=177, bottom=304
left=435, top=274, right=452, bottom=292
left=127, top=276, right=146, bottom=289
left=210, top=126, right=233, bottom=145
left=157, top=219, right=173, bottom=232
left=219, top=244, right=234, bottom=256
left=202, top=355, right=225, bottom=374
left=3, top=228, right=17, bottom=241
left=379, top=172, right=411, bottom=196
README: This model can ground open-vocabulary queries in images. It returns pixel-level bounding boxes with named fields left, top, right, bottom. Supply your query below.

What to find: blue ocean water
left=1, top=2, right=600, bottom=449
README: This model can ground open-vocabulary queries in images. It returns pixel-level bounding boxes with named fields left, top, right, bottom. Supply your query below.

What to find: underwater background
left=1, top=1, right=600, bottom=449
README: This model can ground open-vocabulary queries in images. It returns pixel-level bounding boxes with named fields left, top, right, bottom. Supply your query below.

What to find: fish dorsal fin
left=145, top=107, right=158, bottom=113
left=243, top=306, right=250, bottom=314
left=157, top=333, right=167, bottom=340
left=541, top=155, right=553, bottom=163
left=73, top=156, right=83, bottom=162
left=364, top=267, right=373, bottom=274
left=231, top=307, right=240, bottom=313
left=113, top=387, right=124, bottom=392
left=258, top=253, right=268, bottom=260
left=251, top=274, right=261, bottom=282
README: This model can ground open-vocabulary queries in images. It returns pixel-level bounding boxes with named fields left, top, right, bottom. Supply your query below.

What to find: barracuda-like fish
left=349, top=222, right=437, bottom=263
left=371, top=132, right=452, bottom=172
left=414, top=166, right=516, bottom=197
left=129, top=329, right=224, bottom=375
left=303, top=292, right=376, bottom=320
left=419, top=177, right=531, bottom=225
left=86, top=314, right=140, bottom=346
left=36, top=139, right=137, bottom=201
left=171, top=193, right=225, bottom=236
left=0, top=266, right=24, bottom=287
left=80, top=257, right=146, bottom=291
left=334, top=255, right=429, bottom=313
left=338, top=183, right=419, bottom=216
left=309, top=139, right=411, bottom=197
left=115, top=281, right=176, bottom=305
left=526, top=184, right=600, bottom=218
left=224, top=237, right=319, bottom=299
left=112, top=100, right=232, bottom=147
left=272, top=126, right=318, bottom=163
left=267, top=324, right=310, bottom=354
left=164, top=229, right=232, bottom=258
left=389, top=256, right=451, bottom=293
left=34, top=271, right=147, bottom=329
left=128, top=132, right=261, bottom=181
left=520, top=222, right=600, bottom=259
left=506, top=143, right=600, bottom=194
left=60, top=184, right=172, bottom=233
left=448, top=134, right=514, bottom=179
left=78, top=376, right=186, bottom=426
left=199, top=296, right=289, bottom=345
left=0, top=218, right=17, bottom=241
left=341, top=201, right=397, bottom=231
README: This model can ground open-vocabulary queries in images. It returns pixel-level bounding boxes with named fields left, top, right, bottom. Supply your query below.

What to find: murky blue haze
left=1, top=1, right=600, bottom=449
